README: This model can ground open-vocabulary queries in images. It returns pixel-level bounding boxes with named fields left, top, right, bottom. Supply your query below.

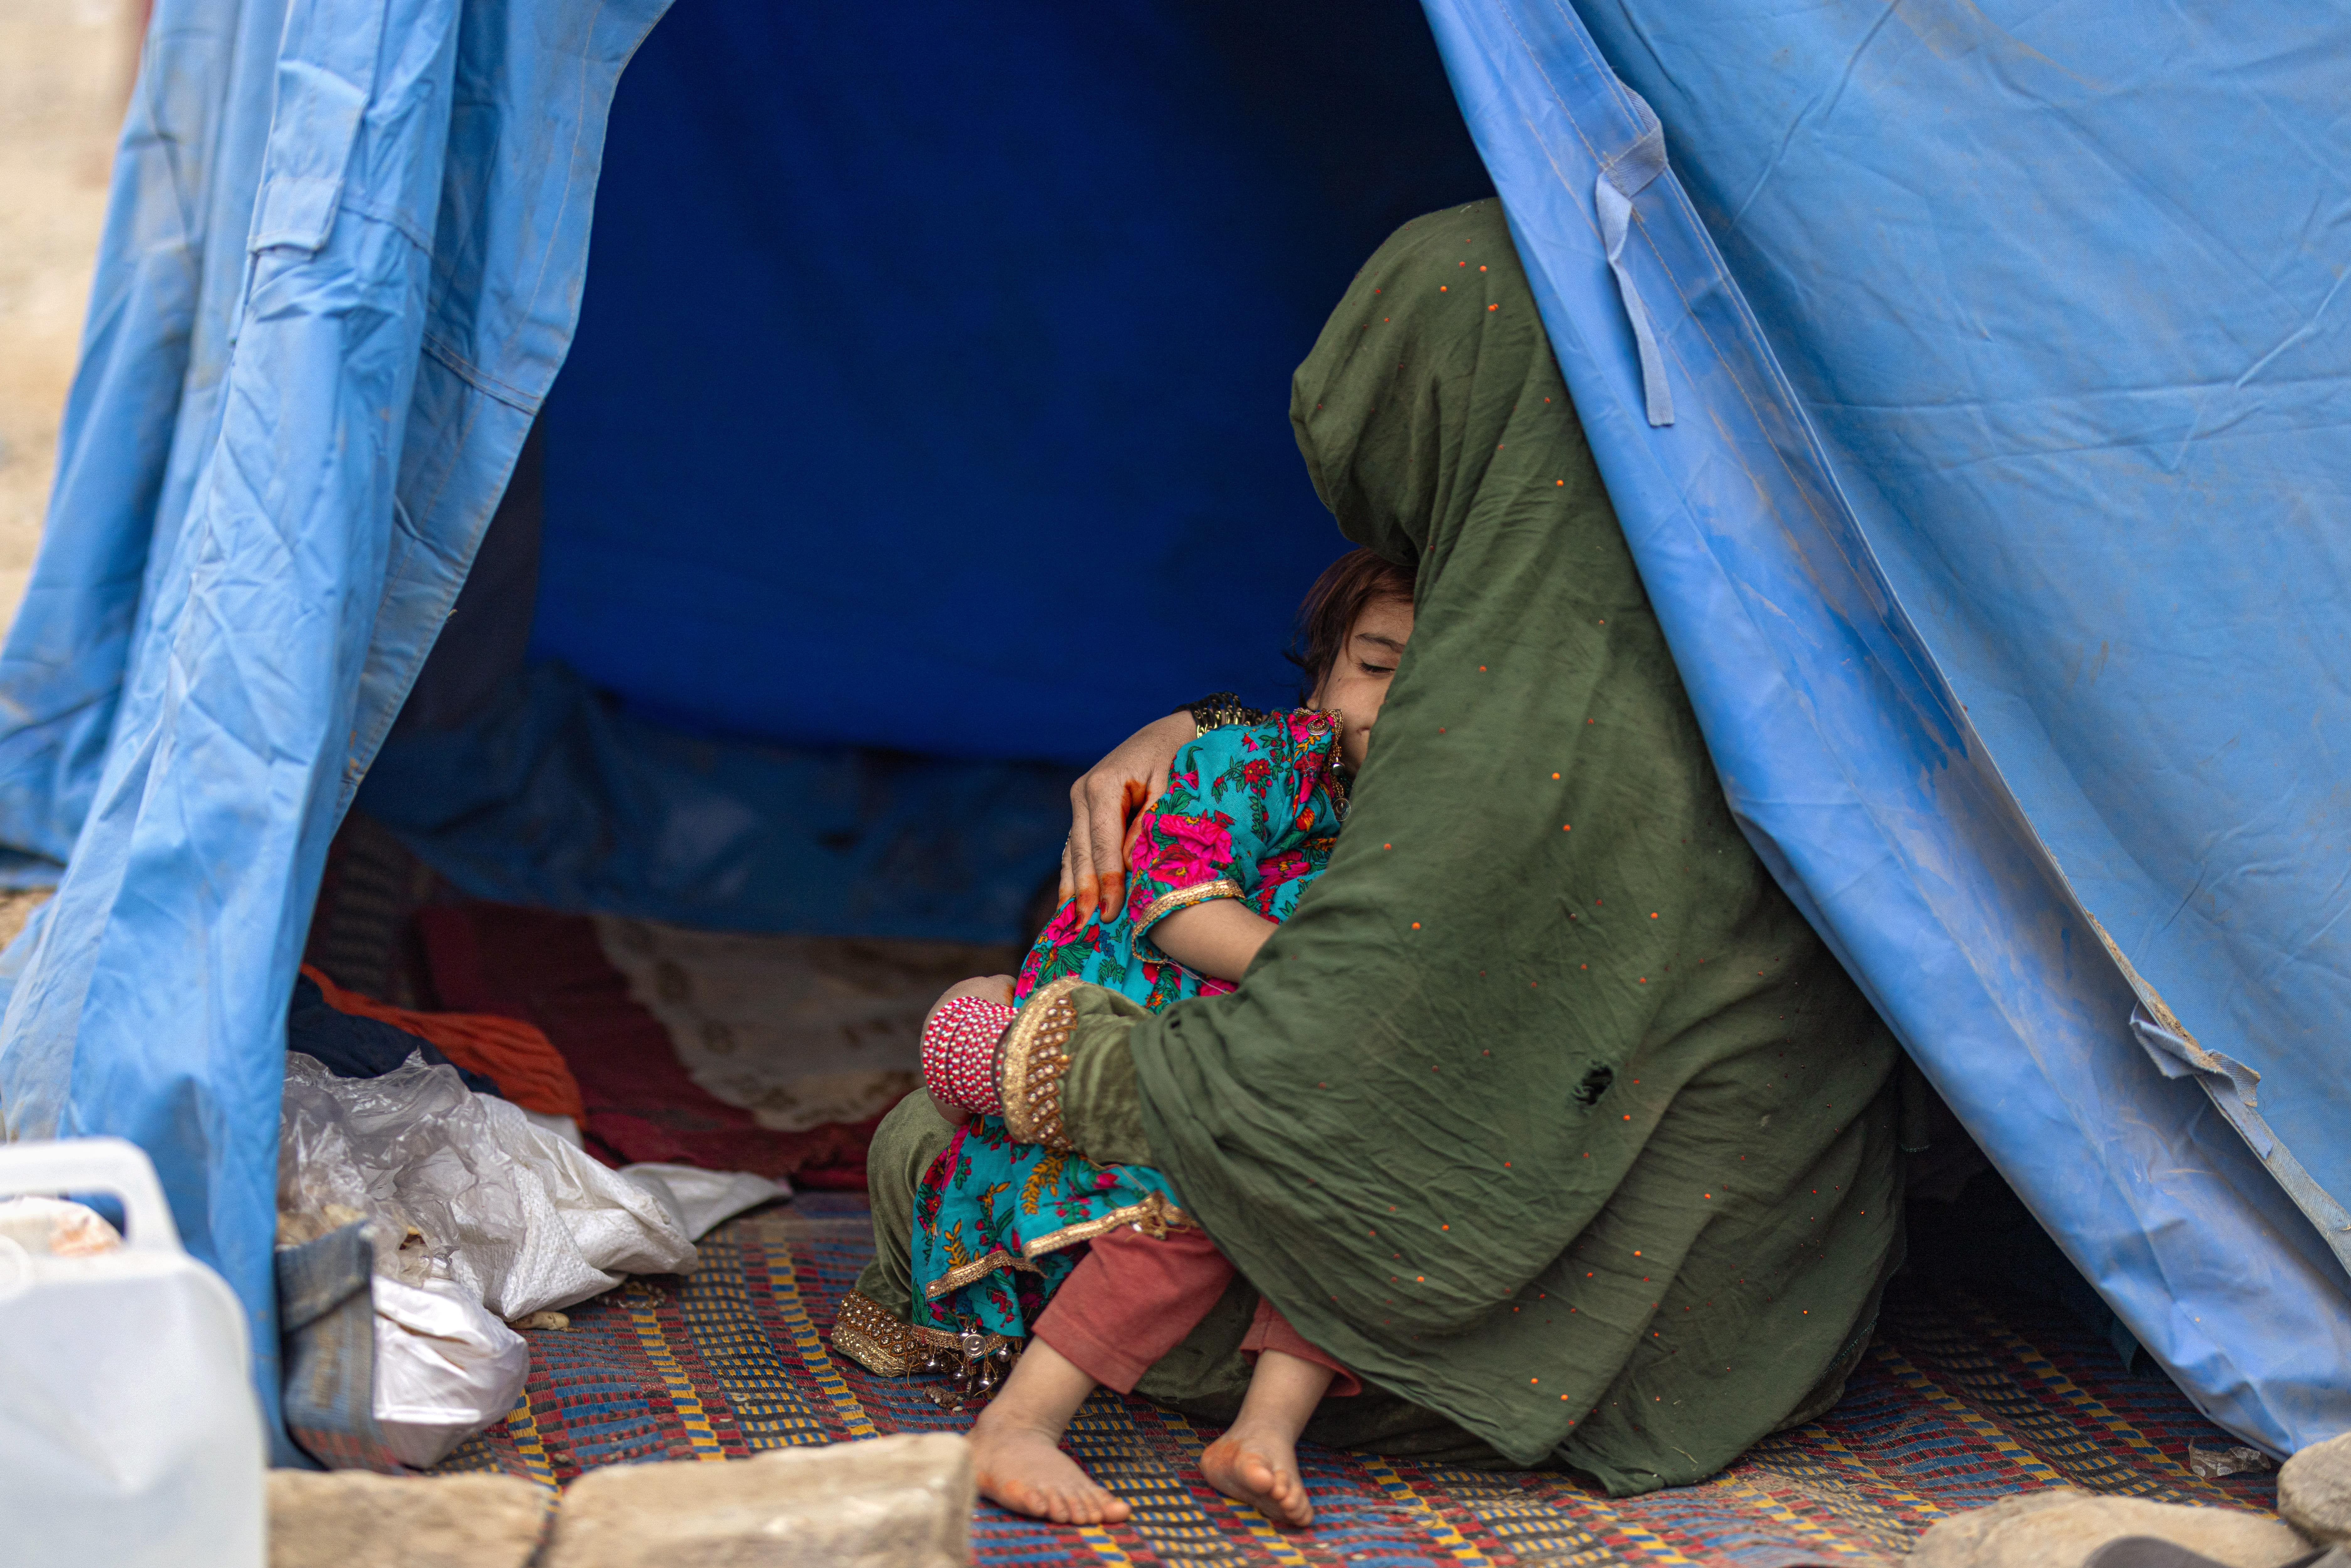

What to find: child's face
left=1309, top=596, right=1414, bottom=771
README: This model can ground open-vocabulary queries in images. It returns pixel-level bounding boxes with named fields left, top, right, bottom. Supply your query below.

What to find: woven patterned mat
left=432, top=1194, right=2278, bottom=1566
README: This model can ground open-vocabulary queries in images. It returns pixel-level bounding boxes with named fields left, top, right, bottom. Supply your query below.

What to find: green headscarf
left=1123, top=199, right=1904, bottom=1493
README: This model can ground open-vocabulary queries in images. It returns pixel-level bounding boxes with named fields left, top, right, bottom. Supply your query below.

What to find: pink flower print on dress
left=1256, top=849, right=1313, bottom=894
left=1280, top=715, right=1337, bottom=792
left=1016, top=900, right=1090, bottom=999
left=1139, top=812, right=1238, bottom=893
left=1285, top=709, right=1339, bottom=753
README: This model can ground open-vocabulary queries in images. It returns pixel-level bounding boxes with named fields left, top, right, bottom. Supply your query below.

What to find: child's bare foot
left=970, top=1405, right=1132, bottom=1525
left=1202, top=1419, right=1314, bottom=1528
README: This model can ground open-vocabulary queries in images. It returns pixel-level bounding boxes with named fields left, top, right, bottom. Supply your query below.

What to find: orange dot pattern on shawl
left=300, top=963, right=587, bottom=1122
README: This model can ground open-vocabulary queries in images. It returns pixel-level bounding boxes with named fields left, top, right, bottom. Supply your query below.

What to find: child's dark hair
left=1287, top=548, right=1416, bottom=701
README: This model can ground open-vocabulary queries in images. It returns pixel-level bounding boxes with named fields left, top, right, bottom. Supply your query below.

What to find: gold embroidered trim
left=1312, top=711, right=1352, bottom=820
left=830, top=1288, right=1018, bottom=1376
left=1021, top=1191, right=1191, bottom=1258
left=999, top=974, right=1083, bottom=1152
left=828, top=1294, right=911, bottom=1376
left=924, top=1247, right=1045, bottom=1301
left=922, top=1193, right=1196, bottom=1302
left=1134, top=877, right=1244, bottom=937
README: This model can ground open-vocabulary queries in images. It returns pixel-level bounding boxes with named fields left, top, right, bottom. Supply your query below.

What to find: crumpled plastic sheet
left=620, top=1162, right=788, bottom=1242
left=369, top=1274, right=530, bottom=1469
left=278, top=1050, right=704, bottom=1464
left=278, top=1050, right=696, bottom=1318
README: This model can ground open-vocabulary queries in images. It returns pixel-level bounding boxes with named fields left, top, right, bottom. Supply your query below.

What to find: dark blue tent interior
left=363, top=0, right=1494, bottom=943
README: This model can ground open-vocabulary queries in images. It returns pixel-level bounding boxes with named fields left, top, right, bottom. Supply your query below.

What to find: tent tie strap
left=1595, top=87, right=1675, bottom=428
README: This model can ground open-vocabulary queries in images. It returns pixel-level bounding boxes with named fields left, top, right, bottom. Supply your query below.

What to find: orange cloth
left=300, top=964, right=587, bottom=1123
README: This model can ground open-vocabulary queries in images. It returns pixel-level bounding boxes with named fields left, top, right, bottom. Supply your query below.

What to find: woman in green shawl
left=836, top=197, right=1903, bottom=1508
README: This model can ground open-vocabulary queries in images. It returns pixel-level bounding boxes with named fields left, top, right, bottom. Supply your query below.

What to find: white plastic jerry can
left=0, top=1136, right=265, bottom=1568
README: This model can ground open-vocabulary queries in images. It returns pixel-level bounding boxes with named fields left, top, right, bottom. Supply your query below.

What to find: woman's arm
left=1150, top=899, right=1278, bottom=983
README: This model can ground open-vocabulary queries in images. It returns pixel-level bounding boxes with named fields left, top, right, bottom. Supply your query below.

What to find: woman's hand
left=1063, top=712, right=1194, bottom=920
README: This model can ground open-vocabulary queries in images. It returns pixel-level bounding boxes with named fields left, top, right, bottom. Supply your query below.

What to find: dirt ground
left=0, top=0, right=133, bottom=636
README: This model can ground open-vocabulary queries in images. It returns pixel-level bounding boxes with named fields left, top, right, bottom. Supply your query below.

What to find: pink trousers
left=1031, top=1224, right=1360, bottom=1397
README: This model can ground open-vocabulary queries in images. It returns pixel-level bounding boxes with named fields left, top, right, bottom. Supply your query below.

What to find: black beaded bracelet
left=1185, top=692, right=1275, bottom=734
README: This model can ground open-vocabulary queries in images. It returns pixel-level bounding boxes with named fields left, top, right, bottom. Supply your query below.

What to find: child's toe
left=1269, top=1468, right=1312, bottom=1526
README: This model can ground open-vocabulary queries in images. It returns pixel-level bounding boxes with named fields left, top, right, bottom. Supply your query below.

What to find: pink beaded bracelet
left=921, top=995, right=1017, bottom=1115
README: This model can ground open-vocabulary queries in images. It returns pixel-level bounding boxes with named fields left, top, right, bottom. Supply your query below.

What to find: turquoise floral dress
left=910, top=711, right=1348, bottom=1343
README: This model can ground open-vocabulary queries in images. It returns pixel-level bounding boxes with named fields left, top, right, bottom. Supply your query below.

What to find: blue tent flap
left=1420, top=0, right=2351, bottom=1452
left=0, top=0, right=670, bottom=1446
left=1565, top=0, right=2351, bottom=1236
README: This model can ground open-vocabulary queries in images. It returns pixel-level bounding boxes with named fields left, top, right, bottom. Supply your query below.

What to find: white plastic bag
left=0, top=1138, right=264, bottom=1568
left=0, top=1194, right=124, bottom=1256
left=279, top=1050, right=696, bottom=1318
left=370, top=1276, right=531, bottom=1468
left=621, top=1163, right=788, bottom=1241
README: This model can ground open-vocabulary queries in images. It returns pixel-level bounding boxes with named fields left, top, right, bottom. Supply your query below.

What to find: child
left=910, top=548, right=1414, bottom=1529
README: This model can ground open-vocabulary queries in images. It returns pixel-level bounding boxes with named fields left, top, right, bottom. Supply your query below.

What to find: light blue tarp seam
left=1591, top=84, right=1671, bottom=426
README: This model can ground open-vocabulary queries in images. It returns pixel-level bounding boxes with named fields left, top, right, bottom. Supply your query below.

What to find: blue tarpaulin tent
left=1, top=0, right=2344, bottom=1462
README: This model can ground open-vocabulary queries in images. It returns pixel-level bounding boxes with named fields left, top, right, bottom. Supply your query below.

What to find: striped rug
left=433, top=1193, right=2279, bottom=1566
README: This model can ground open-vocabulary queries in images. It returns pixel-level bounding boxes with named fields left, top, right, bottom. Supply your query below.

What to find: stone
left=267, top=1469, right=548, bottom=1568
left=1906, top=1487, right=2310, bottom=1568
left=543, top=1432, right=974, bottom=1568
left=2190, top=1441, right=2278, bottom=1481
left=2282, top=1432, right=2351, bottom=1546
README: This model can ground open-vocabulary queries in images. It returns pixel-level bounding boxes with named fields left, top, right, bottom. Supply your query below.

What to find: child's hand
left=929, top=974, right=1016, bottom=1020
